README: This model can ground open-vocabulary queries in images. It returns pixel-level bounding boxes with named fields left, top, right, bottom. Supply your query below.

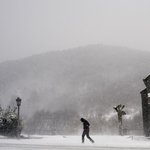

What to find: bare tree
left=113, top=104, right=126, bottom=135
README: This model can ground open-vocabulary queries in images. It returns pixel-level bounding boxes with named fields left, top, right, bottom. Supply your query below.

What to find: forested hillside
left=0, top=45, right=149, bottom=134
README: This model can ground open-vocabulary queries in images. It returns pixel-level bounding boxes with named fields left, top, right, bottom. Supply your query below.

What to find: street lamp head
left=16, top=97, right=21, bottom=106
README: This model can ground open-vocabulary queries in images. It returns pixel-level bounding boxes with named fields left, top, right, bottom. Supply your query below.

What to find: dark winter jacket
left=80, top=118, right=90, bottom=130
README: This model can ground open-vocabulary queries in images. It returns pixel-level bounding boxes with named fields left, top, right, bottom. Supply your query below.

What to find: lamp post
left=16, top=97, right=21, bottom=139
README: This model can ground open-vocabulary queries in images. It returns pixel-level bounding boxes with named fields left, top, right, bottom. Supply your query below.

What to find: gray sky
left=0, top=0, right=150, bottom=63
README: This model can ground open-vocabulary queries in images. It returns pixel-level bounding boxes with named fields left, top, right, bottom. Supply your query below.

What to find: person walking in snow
left=80, top=118, right=94, bottom=143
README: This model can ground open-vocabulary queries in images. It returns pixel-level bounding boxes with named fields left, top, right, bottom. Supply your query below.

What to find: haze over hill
left=1, top=45, right=149, bottom=134
left=0, top=45, right=148, bottom=117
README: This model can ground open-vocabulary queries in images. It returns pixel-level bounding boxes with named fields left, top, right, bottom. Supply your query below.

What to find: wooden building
left=141, top=75, right=150, bottom=136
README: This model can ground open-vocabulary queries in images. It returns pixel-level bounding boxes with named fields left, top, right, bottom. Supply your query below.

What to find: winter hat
left=80, top=118, right=84, bottom=122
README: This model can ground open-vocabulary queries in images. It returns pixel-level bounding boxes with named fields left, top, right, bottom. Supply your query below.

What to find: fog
left=0, top=0, right=150, bottom=135
left=0, top=0, right=150, bottom=63
left=0, top=45, right=148, bottom=134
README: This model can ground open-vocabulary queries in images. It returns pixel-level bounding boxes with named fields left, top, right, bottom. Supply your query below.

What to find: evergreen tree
left=0, top=105, right=23, bottom=137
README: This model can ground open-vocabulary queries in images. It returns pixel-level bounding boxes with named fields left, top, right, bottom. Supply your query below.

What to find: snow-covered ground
left=0, top=135, right=150, bottom=150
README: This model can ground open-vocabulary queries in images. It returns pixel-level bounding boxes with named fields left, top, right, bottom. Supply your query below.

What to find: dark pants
left=82, top=129, right=94, bottom=143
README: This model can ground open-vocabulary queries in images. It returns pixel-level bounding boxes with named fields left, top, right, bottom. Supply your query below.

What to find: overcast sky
left=0, top=0, right=150, bottom=63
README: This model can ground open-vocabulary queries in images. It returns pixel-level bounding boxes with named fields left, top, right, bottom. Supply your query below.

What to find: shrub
left=0, top=105, right=23, bottom=137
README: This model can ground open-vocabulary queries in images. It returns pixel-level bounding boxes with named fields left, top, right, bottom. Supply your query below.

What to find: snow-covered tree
left=0, top=105, right=23, bottom=137
left=113, top=104, right=126, bottom=135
